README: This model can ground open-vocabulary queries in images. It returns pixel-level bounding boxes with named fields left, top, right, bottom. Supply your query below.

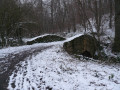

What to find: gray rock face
left=63, top=35, right=100, bottom=58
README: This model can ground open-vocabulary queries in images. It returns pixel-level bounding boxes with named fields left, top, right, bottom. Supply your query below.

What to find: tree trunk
left=113, top=0, right=120, bottom=52
left=1, top=31, right=6, bottom=47
left=109, top=0, right=113, bottom=28
left=50, top=0, right=54, bottom=32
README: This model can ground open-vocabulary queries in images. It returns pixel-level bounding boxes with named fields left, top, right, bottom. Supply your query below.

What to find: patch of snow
left=65, top=33, right=83, bottom=42
left=0, top=41, right=64, bottom=58
left=22, top=38, right=32, bottom=43
left=27, top=34, right=62, bottom=42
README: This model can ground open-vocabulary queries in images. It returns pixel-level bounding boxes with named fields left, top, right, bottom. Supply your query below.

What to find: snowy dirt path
left=7, top=45, right=120, bottom=90
left=0, top=45, right=53, bottom=90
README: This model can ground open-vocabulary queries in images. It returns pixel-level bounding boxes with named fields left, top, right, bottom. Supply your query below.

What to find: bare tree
left=113, top=0, right=120, bottom=52
left=0, top=0, right=22, bottom=47
left=109, top=0, right=113, bottom=28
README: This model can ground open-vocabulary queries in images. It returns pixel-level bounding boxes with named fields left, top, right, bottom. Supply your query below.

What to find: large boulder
left=63, top=35, right=100, bottom=58
left=27, top=34, right=65, bottom=45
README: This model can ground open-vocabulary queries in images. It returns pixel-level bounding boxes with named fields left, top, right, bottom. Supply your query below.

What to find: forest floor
left=0, top=40, right=120, bottom=90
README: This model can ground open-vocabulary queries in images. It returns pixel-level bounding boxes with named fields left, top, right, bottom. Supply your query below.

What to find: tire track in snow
left=0, top=45, right=53, bottom=90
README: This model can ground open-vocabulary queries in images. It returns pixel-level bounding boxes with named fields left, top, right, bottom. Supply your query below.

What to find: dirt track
left=0, top=46, right=52, bottom=90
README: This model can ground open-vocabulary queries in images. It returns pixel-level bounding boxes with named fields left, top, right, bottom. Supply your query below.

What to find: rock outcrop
left=27, top=35, right=65, bottom=45
left=63, top=35, right=100, bottom=58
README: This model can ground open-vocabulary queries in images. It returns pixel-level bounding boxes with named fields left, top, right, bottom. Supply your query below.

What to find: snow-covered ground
left=0, top=32, right=120, bottom=90
left=1, top=14, right=120, bottom=90
left=7, top=44, right=120, bottom=90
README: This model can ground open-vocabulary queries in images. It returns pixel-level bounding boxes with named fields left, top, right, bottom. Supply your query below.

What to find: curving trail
left=0, top=43, right=120, bottom=90
left=0, top=45, right=52, bottom=90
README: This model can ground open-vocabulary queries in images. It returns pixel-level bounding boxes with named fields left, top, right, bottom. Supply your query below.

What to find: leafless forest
left=0, top=0, right=115, bottom=48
